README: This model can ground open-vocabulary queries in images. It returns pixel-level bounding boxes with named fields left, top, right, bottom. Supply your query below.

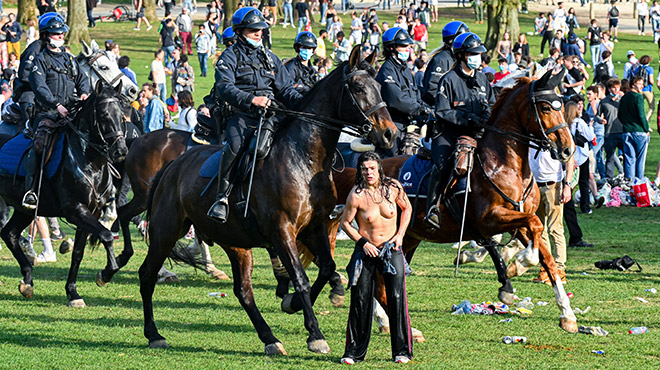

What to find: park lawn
left=0, top=6, right=658, bottom=369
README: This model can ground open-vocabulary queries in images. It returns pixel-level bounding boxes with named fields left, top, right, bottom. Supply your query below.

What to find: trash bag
left=595, top=255, right=642, bottom=272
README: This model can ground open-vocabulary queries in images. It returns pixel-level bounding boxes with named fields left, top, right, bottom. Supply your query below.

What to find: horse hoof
left=149, top=339, right=169, bottom=349
left=412, top=327, right=426, bottom=343
left=210, top=269, right=230, bottom=280
left=96, top=271, right=108, bottom=287
left=59, top=239, right=74, bottom=254
left=559, top=318, right=579, bottom=333
left=265, top=342, right=287, bottom=356
left=329, top=293, right=345, bottom=307
left=18, top=280, right=33, bottom=298
left=498, top=290, right=515, bottom=306
left=307, top=339, right=330, bottom=354
left=338, top=273, right=348, bottom=285
left=69, top=299, right=86, bottom=308
left=281, top=294, right=296, bottom=314
left=379, top=325, right=390, bottom=334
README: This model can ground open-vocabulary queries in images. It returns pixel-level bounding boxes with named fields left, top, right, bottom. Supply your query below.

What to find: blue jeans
left=622, top=132, right=650, bottom=180
left=157, top=83, right=167, bottom=101
left=320, top=3, right=327, bottom=23
left=283, top=4, right=294, bottom=26
left=198, top=52, right=208, bottom=76
left=590, top=44, right=600, bottom=67
left=343, top=0, right=350, bottom=11
left=593, top=133, right=605, bottom=178
left=163, top=45, right=175, bottom=67
left=382, top=0, right=391, bottom=9
left=298, top=16, right=308, bottom=34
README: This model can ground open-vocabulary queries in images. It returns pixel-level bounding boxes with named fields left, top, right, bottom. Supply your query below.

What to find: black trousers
left=563, top=194, right=584, bottom=245
left=578, top=159, right=591, bottom=213
left=343, top=247, right=413, bottom=362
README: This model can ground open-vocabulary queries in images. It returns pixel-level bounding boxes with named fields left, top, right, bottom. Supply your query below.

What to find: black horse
left=0, top=82, right=128, bottom=307
left=140, top=46, right=397, bottom=354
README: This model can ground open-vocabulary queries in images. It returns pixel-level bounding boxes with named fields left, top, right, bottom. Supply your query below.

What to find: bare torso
left=353, top=186, right=399, bottom=247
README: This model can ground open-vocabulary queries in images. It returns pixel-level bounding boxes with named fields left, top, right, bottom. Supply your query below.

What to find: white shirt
left=151, top=59, right=166, bottom=84
left=571, top=117, right=595, bottom=166
left=172, top=107, right=197, bottom=132
left=638, top=1, right=649, bottom=16
left=529, top=146, right=564, bottom=183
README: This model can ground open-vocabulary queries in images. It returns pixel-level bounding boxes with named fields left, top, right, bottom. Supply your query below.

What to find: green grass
left=1, top=6, right=660, bottom=369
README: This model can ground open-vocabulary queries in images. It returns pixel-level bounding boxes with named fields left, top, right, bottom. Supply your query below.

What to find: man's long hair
left=355, top=151, right=397, bottom=201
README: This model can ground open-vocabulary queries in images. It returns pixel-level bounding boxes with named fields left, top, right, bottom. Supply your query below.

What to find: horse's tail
left=296, top=240, right=315, bottom=269
left=145, top=160, right=174, bottom=225
left=168, top=239, right=208, bottom=272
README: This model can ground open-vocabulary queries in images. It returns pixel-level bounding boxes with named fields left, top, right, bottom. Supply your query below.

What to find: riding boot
left=250, top=118, right=276, bottom=159
left=21, top=149, right=40, bottom=210
left=207, top=147, right=237, bottom=223
left=424, top=165, right=447, bottom=229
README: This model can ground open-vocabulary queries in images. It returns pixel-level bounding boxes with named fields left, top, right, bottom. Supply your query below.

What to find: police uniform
left=285, top=57, right=317, bottom=95
left=426, top=32, right=493, bottom=229
left=208, top=7, right=303, bottom=223
left=421, top=21, right=469, bottom=106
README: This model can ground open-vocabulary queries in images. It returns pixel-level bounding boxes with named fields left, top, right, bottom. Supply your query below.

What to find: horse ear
left=114, top=80, right=123, bottom=95
left=81, top=40, right=91, bottom=56
left=365, top=49, right=378, bottom=67
left=348, top=44, right=362, bottom=70
left=534, top=69, right=553, bottom=91
left=95, top=80, right=103, bottom=95
left=548, top=67, right=566, bottom=89
left=90, top=39, right=99, bottom=51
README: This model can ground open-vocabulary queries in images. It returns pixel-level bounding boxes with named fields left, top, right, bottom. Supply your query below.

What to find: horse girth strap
left=476, top=153, right=535, bottom=212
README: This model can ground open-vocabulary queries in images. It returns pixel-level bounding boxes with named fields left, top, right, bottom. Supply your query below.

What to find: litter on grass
left=579, top=326, right=608, bottom=336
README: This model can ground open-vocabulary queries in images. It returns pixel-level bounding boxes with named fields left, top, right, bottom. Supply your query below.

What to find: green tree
left=18, top=0, right=38, bottom=25
left=66, top=0, right=90, bottom=44
left=484, top=0, right=520, bottom=54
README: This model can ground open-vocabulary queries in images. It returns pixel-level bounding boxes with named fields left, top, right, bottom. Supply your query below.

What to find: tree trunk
left=145, top=0, right=158, bottom=24
left=485, top=0, right=520, bottom=55
left=18, top=0, right=38, bottom=25
left=224, top=0, right=239, bottom=29
left=66, top=0, right=90, bottom=44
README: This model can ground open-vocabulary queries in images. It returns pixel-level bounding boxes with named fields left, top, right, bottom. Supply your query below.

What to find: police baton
left=244, top=108, right=266, bottom=218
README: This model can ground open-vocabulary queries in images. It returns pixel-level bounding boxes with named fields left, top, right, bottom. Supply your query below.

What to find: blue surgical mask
left=397, top=50, right=410, bottom=62
left=466, top=54, right=481, bottom=70
left=299, top=49, right=313, bottom=61
left=498, top=64, right=506, bottom=71
left=318, top=73, right=326, bottom=79
left=246, top=37, right=262, bottom=48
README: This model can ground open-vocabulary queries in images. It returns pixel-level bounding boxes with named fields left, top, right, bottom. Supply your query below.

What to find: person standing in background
left=618, top=76, right=650, bottom=181
left=176, top=7, right=194, bottom=55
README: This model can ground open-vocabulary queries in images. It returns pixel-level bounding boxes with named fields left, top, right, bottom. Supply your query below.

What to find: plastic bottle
left=502, top=336, right=527, bottom=344
left=646, top=288, right=657, bottom=294
left=629, top=326, right=648, bottom=335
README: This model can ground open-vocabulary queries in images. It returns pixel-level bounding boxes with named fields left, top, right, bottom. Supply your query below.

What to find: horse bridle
left=85, top=50, right=126, bottom=89
left=337, top=66, right=388, bottom=136
left=67, top=96, right=125, bottom=159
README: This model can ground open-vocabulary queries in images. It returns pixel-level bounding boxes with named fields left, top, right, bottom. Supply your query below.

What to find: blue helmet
left=382, top=27, right=413, bottom=47
left=222, top=27, right=237, bottom=46
left=452, top=32, right=487, bottom=55
left=231, top=7, right=269, bottom=32
left=442, top=21, right=469, bottom=45
left=38, top=12, right=65, bottom=32
left=294, top=31, right=318, bottom=51
left=42, top=15, right=69, bottom=34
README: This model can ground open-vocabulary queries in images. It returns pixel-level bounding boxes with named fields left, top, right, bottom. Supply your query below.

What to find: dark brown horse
left=139, top=46, right=398, bottom=354
left=328, top=70, right=579, bottom=334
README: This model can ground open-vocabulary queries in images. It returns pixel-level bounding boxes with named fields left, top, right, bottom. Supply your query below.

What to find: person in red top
left=411, top=17, right=428, bottom=54
left=492, top=57, right=510, bottom=84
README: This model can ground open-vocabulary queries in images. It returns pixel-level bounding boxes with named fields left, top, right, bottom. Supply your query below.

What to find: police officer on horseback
left=376, top=27, right=432, bottom=156
left=22, top=16, right=90, bottom=209
left=207, top=7, right=302, bottom=223
left=285, top=31, right=318, bottom=95
left=421, top=21, right=470, bottom=105
left=425, top=32, right=494, bottom=229
left=222, top=26, right=237, bottom=47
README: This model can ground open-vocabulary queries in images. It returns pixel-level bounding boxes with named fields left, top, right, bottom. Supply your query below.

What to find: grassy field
left=0, top=6, right=659, bottom=370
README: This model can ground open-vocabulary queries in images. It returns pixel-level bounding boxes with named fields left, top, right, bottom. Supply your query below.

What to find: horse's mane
left=489, top=76, right=532, bottom=122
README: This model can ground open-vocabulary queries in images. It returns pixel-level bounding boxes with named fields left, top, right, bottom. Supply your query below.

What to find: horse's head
left=527, top=69, right=575, bottom=162
left=79, top=81, right=129, bottom=163
left=340, top=45, right=397, bottom=149
left=78, top=40, right=139, bottom=103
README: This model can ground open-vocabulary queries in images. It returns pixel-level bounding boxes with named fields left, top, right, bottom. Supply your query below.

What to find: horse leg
left=65, top=229, right=90, bottom=307
left=267, top=246, right=291, bottom=298
left=99, top=202, right=139, bottom=285
left=482, top=239, right=515, bottom=305
left=501, top=238, right=526, bottom=264
left=199, top=241, right=229, bottom=280
left=223, top=246, right=285, bottom=355
left=1, top=212, right=36, bottom=298
left=539, top=250, right=578, bottom=333
left=455, top=247, right=489, bottom=265
left=273, top=223, right=329, bottom=354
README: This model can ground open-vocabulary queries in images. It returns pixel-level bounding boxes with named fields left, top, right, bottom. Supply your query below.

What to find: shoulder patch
left=384, top=75, right=396, bottom=83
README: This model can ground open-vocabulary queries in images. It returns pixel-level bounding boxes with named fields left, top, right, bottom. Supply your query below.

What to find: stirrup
left=207, top=196, right=229, bottom=223
left=424, top=206, right=441, bottom=229
left=22, top=191, right=38, bottom=210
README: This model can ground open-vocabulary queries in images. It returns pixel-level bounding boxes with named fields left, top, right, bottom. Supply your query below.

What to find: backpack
left=594, top=62, right=610, bottom=83
left=590, top=27, right=601, bottom=43
left=609, top=6, right=619, bottom=17
left=634, top=64, right=650, bottom=86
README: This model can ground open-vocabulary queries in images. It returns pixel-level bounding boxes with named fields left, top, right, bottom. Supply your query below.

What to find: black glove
left=466, top=113, right=482, bottom=129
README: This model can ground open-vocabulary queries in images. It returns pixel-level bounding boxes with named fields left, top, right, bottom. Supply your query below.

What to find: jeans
left=283, top=3, right=294, bottom=26
left=343, top=0, right=350, bottom=11
left=320, top=2, right=327, bottom=23
left=183, top=0, right=193, bottom=11
left=593, top=133, right=605, bottom=177
left=604, top=133, right=625, bottom=178
left=639, top=15, right=646, bottom=33
left=382, top=0, right=391, bottom=9
left=157, top=83, right=167, bottom=101
left=198, top=52, right=208, bottom=76
left=87, top=9, right=96, bottom=27
left=163, top=45, right=175, bottom=67
left=622, top=131, right=650, bottom=180
left=298, top=16, right=308, bottom=34
left=590, top=44, right=600, bottom=67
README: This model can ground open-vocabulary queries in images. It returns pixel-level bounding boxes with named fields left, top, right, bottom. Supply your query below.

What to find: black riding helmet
left=452, top=32, right=487, bottom=59
left=231, top=7, right=269, bottom=32
left=294, top=31, right=318, bottom=52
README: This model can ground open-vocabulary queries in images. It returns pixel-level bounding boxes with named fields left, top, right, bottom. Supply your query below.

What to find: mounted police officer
left=221, top=26, right=237, bottom=47
left=425, top=32, right=494, bottom=229
left=207, top=7, right=303, bottom=223
left=421, top=21, right=470, bottom=105
left=376, top=27, right=432, bottom=156
left=22, top=16, right=90, bottom=209
left=14, top=12, right=62, bottom=125
left=285, top=31, right=318, bottom=95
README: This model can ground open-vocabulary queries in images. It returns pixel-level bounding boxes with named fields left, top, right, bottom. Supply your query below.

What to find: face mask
left=397, top=50, right=410, bottom=62
left=49, top=37, right=64, bottom=48
left=299, top=49, right=313, bottom=61
left=245, top=37, right=262, bottom=48
left=318, top=73, right=326, bottom=79
left=498, top=65, right=506, bottom=71
left=466, top=54, right=481, bottom=70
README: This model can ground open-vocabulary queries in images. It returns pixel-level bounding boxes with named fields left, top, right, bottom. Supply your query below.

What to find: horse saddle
left=0, top=132, right=65, bottom=179
left=399, top=152, right=433, bottom=197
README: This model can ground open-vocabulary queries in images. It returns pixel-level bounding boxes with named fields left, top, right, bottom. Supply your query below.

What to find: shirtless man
left=340, top=151, right=413, bottom=365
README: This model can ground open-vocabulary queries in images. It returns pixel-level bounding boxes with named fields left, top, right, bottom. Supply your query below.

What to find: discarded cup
left=629, top=326, right=648, bottom=335
left=502, top=336, right=527, bottom=344
left=646, top=288, right=657, bottom=294
left=209, top=292, right=227, bottom=297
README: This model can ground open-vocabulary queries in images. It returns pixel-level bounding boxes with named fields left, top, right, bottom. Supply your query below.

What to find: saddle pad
left=399, top=154, right=432, bottom=196
left=200, top=149, right=222, bottom=178
left=0, top=133, right=65, bottom=179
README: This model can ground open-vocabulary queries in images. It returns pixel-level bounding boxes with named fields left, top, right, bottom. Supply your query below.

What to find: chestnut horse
left=139, top=46, right=398, bottom=354
left=328, top=70, right=579, bottom=333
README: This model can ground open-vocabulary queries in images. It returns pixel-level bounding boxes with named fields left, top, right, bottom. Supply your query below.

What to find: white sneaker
left=36, top=252, right=56, bottom=263
left=340, top=357, right=355, bottom=364
left=147, top=25, right=153, bottom=31
left=133, top=27, right=140, bottom=31
left=394, top=356, right=411, bottom=363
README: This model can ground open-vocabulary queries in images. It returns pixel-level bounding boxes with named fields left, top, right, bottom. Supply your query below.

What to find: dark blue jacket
left=376, top=56, right=428, bottom=124
left=284, top=56, right=318, bottom=95
left=4, top=21, right=22, bottom=43
left=29, top=47, right=90, bottom=112
left=15, top=40, right=43, bottom=100
left=562, top=43, right=587, bottom=65
left=213, top=40, right=302, bottom=112
left=422, top=47, right=455, bottom=105
left=435, top=65, right=494, bottom=133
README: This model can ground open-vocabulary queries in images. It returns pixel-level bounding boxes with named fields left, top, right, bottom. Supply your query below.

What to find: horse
left=0, top=82, right=129, bottom=307
left=139, top=45, right=397, bottom=354
left=327, top=70, right=580, bottom=334
left=78, top=40, right=139, bottom=104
